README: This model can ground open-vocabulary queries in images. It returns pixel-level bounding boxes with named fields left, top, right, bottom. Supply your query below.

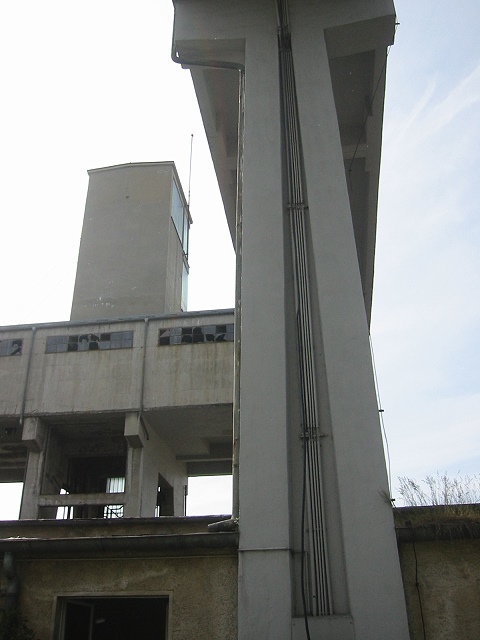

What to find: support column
left=291, top=20, right=410, bottom=640
left=124, top=412, right=145, bottom=518
left=237, top=17, right=293, bottom=640
left=19, top=417, right=47, bottom=519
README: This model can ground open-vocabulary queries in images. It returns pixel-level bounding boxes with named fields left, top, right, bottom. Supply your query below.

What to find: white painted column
left=290, top=20, right=410, bottom=640
left=237, top=18, right=293, bottom=640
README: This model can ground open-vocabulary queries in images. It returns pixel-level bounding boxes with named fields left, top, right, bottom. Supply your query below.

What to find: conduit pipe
left=276, top=0, right=332, bottom=617
left=171, top=8, right=244, bottom=520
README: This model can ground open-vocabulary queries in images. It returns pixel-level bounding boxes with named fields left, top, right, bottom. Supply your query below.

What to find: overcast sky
left=0, top=1, right=478, bottom=517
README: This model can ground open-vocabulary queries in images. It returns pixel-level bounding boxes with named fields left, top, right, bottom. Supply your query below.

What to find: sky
left=0, top=1, right=478, bottom=517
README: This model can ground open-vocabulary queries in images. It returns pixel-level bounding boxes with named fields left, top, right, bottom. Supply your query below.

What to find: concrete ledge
left=394, top=505, right=480, bottom=541
left=396, top=522, right=480, bottom=542
left=0, top=515, right=232, bottom=538
left=0, top=531, right=239, bottom=557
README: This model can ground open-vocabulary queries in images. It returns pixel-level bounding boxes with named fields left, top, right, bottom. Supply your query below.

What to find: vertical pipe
left=276, top=0, right=332, bottom=617
left=232, top=70, right=245, bottom=520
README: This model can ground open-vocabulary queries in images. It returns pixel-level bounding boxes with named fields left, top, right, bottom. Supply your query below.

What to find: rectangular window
left=46, top=331, right=133, bottom=354
left=0, top=339, right=22, bottom=356
left=159, top=323, right=234, bottom=346
left=171, top=179, right=190, bottom=255
left=104, top=476, right=125, bottom=519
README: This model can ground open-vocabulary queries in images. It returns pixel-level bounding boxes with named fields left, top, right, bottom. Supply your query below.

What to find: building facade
left=0, top=163, right=237, bottom=640
left=0, top=1, right=427, bottom=638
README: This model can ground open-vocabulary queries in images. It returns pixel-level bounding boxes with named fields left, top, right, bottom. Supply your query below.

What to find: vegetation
left=397, top=472, right=480, bottom=507
left=395, top=473, right=480, bottom=531
left=0, top=610, right=38, bottom=640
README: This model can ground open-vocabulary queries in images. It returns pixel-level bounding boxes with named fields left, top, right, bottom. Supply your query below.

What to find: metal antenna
left=187, top=134, right=194, bottom=208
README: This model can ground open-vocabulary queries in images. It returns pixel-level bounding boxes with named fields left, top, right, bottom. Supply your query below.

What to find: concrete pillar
left=124, top=412, right=145, bottom=518
left=237, top=15, right=293, bottom=639
left=19, top=417, right=47, bottom=519
left=291, top=24, right=409, bottom=639
left=123, top=412, right=187, bottom=517
left=171, top=1, right=409, bottom=638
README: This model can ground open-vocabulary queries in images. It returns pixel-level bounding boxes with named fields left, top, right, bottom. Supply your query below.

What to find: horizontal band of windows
left=159, top=324, right=234, bottom=346
left=45, top=331, right=134, bottom=353
left=0, top=339, right=23, bottom=356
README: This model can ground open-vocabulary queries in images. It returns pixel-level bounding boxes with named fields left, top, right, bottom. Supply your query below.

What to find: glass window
left=0, top=339, right=23, bottom=356
left=171, top=179, right=190, bottom=256
left=158, top=323, right=234, bottom=346
left=171, top=181, right=184, bottom=243
left=46, top=331, right=133, bottom=354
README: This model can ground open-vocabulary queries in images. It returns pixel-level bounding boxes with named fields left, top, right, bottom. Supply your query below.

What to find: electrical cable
left=411, top=532, right=427, bottom=640
left=300, top=369, right=312, bottom=640
left=369, top=333, right=392, bottom=498
left=276, top=0, right=332, bottom=632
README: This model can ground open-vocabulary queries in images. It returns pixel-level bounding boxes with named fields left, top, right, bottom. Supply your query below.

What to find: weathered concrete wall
left=8, top=551, right=237, bottom=640
left=0, top=311, right=234, bottom=419
left=70, top=162, right=189, bottom=321
left=0, top=521, right=237, bottom=640
left=398, top=535, right=480, bottom=640
left=1, top=518, right=479, bottom=640
left=145, top=316, right=233, bottom=408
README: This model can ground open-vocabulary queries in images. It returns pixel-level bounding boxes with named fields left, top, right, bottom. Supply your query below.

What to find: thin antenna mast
left=187, top=134, right=194, bottom=208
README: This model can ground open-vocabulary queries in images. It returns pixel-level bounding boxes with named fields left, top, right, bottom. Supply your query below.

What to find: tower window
left=159, top=323, right=234, bottom=346
left=46, top=331, right=133, bottom=354
left=171, top=179, right=190, bottom=255
left=0, top=339, right=22, bottom=356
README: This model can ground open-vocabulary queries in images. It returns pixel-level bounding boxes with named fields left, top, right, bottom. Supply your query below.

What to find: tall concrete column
left=19, top=417, right=47, bottom=519
left=237, top=14, right=293, bottom=639
left=124, top=412, right=145, bottom=517
left=289, top=16, right=409, bottom=639
left=171, top=1, right=410, bottom=638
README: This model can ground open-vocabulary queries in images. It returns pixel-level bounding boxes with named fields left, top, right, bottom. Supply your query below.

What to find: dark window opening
left=155, top=473, right=174, bottom=517
left=159, top=323, right=234, bottom=346
left=57, top=597, right=168, bottom=640
left=0, top=339, right=23, bottom=356
left=46, top=331, right=133, bottom=354
left=56, top=456, right=126, bottom=520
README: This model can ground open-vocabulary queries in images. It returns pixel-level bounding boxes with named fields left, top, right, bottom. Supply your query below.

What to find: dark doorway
left=59, top=597, right=168, bottom=640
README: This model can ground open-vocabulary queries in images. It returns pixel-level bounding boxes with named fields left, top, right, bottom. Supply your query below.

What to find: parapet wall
left=0, top=310, right=234, bottom=418
left=395, top=506, right=480, bottom=640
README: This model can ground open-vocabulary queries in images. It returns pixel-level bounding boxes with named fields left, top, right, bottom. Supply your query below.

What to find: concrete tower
left=171, top=1, right=410, bottom=639
left=71, top=162, right=191, bottom=321
left=0, top=158, right=236, bottom=639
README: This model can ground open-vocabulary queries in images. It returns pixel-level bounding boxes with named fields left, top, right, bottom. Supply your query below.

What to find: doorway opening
left=57, top=596, right=168, bottom=640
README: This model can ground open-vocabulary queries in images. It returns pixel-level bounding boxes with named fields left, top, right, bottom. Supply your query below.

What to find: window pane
left=171, top=181, right=184, bottom=245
